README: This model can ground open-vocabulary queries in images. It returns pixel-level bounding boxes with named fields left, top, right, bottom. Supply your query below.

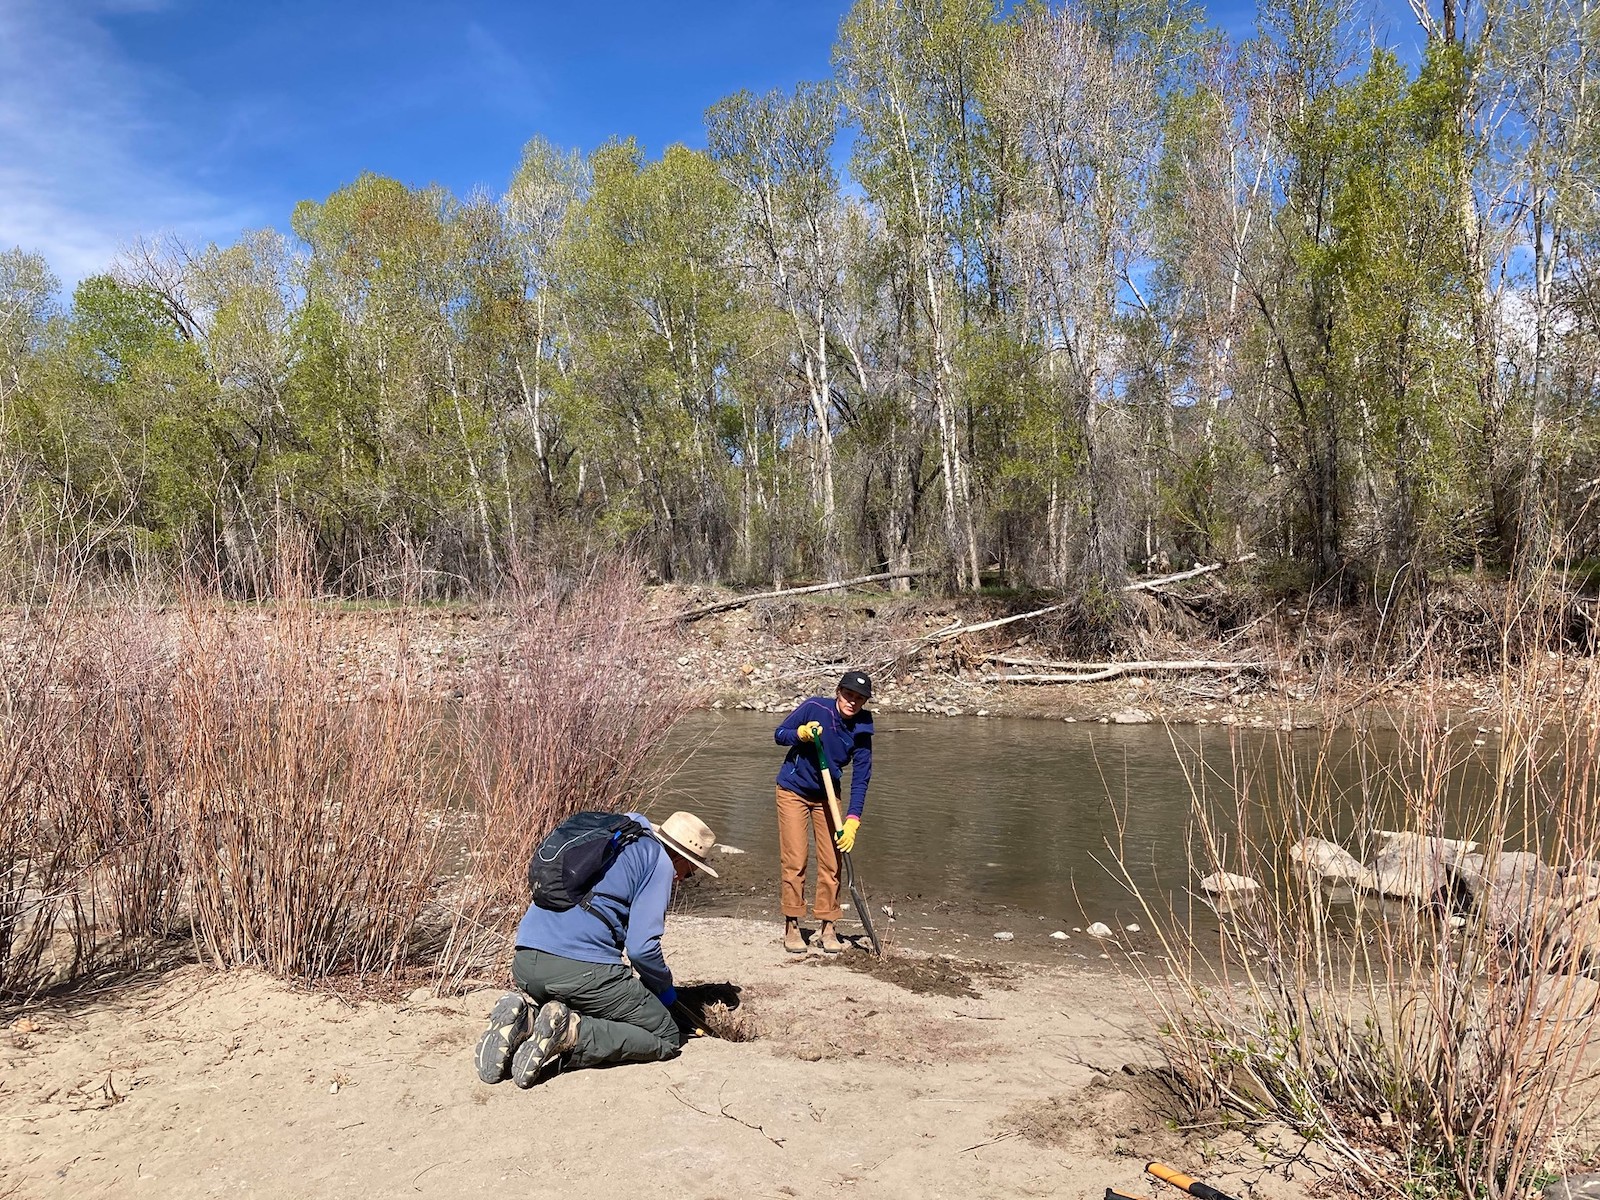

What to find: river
left=661, top=710, right=1509, bottom=940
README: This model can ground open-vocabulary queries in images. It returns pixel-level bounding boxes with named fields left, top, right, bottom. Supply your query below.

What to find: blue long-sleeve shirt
left=774, top=697, right=873, bottom=820
left=513, top=813, right=675, bottom=996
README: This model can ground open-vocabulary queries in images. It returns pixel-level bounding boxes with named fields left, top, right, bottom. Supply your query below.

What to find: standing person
left=473, top=810, right=719, bottom=1089
left=772, top=671, right=874, bottom=955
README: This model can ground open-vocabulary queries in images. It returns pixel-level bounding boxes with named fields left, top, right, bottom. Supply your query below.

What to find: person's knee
left=644, top=1002, right=683, bottom=1051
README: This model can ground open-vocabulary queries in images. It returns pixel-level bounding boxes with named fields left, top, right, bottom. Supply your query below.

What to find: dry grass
left=699, top=1000, right=759, bottom=1042
left=1116, top=591, right=1600, bottom=1199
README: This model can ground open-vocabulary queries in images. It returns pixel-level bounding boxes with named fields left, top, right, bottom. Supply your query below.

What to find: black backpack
left=528, top=811, right=647, bottom=915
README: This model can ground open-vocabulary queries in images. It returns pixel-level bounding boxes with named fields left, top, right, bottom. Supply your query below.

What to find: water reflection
left=655, top=711, right=1510, bottom=926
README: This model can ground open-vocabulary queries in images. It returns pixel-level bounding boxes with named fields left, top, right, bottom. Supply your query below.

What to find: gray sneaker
left=511, top=1000, right=578, bottom=1088
left=473, top=991, right=530, bottom=1084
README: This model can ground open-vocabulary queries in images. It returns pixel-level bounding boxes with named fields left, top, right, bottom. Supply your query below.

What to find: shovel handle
left=814, top=738, right=846, bottom=835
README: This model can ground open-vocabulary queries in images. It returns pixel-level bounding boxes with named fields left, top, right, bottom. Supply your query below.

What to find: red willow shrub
left=0, top=594, right=181, bottom=998
left=168, top=569, right=444, bottom=979
left=433, top=558, right=688, bottom=989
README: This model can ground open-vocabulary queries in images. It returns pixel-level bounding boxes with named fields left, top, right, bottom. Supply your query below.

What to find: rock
left=1124, top=923, right=1140, bottom=933
left=717, top=844, right=746, bottom=855
left=1086, top=922, right=1114, bottom=939
left=1527, top=975, right=1600, bottom=1023
left=992, top=931, right=1014, bottom=942
left=1289, top=836, right=1369, bottom=885
left=1050, top=931, right=1069, bottom=940
left=1200, top=872, right=1260, bottom=897
left=1368, top=833, right=1474, bottom=902
left=405, top=986, right=434, bottom=1005
left=1108, top=708, right=1155, bottom=724
left=1544, top=1171, right=1600, bottom=1200
left=1453, top=851, right=1561, bottom=940
left=1551, top=876, right=1600, bottom=968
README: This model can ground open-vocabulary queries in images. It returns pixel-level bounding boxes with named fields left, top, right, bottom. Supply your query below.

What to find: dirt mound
left=832, top=950, right=1010, bottom=998
left=1005, top=1067, right=1193, bottom=1163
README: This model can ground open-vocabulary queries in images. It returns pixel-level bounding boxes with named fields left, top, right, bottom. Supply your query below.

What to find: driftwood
left=1123, top=552, right=1256, bottom=593
left=659, top=569, right=933, bottom=623
left=925, top=553, right=1258, bottom=643
left=983, top=658, right=1268, bottom=684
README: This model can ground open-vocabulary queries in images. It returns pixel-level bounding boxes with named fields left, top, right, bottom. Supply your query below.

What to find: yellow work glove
left=796, top=721, right=823, bottom=743
left=834, top=816, right=860, bottom=853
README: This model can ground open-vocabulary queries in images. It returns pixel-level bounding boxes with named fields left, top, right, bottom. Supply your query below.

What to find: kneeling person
left=475, top=810, right=718, bottom=1088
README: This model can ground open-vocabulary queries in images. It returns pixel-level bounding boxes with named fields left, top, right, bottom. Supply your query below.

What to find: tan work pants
left=775, top=785, right=842, bottom=922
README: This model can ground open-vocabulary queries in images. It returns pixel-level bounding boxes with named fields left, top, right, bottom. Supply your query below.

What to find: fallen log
left=658, top=569, right=934, bottom=623
left=925, top=553, right=1257, bottom=642
left=985, top=659, right=1267, bottom=684
left=1123, top=552, right=1257, bottom=593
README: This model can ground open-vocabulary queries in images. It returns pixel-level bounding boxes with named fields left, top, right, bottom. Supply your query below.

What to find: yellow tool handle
left=819, top=760, right=846, bottom=835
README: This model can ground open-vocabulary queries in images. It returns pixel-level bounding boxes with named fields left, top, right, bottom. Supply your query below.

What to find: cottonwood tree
left=985, top=2, right=1168, bottom=589
left=1480, top=0, right=1600, bottom=573
left=504, top=136, right=589, bottom=519
left=559, top=140, right=749, bottom=581
left=837, top=0, right=998, bottom=590
left=0, top=248, right=56, bottom=425
left=708, top=82, right=849, bottom=580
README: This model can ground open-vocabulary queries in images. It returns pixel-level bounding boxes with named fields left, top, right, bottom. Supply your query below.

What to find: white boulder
left=1200, top=872, right=1261, bottom=897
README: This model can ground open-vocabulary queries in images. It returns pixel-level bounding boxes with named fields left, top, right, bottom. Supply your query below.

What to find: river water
left=660, top=710, right=1507, bottom=932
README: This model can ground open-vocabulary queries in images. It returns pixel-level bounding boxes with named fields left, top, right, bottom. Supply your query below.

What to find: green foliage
left=0, top=0, right=1591, bottom=608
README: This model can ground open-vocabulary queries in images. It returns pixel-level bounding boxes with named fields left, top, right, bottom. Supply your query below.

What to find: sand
left=0, top=916, right=1324, bottom=1200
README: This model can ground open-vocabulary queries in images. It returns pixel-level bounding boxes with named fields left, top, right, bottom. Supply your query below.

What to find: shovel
left=814, top=737, right=884, bottom=958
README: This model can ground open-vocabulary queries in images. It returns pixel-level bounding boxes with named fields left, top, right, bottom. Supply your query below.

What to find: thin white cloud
left=462, top=21, right=551, bottom=124
left=0, top=0, right=260, bottom=290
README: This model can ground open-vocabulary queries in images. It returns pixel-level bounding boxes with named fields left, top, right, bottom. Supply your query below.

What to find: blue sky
left=3, top=0, right=1427, bottom=291
left=1, top=0, right=854, bottom=287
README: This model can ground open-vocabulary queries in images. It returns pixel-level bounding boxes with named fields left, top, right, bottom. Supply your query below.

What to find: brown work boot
left=511, top=1001, right=581, bottom=1088
left=783, top=917, right=806, bottom=955
left=819, top=922, right=844, bottom=955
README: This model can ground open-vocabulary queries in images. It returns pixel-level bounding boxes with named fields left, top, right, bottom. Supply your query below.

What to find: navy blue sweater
left=513, top=814, right=675, bottom=997
left=774, top=697, right=873, bottom=820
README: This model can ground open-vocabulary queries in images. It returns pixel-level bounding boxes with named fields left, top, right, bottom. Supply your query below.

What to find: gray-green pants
left=511, top=948, right=682, bottom=1071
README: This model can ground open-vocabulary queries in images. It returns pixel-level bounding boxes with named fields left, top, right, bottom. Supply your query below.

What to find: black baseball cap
left=837, top=670, right=872, bottom=699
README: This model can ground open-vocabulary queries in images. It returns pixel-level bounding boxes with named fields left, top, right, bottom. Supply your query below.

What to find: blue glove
left=658, top=986, right=678, bottom=1009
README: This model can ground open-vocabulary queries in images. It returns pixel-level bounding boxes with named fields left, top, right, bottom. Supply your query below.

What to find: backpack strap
left=578, top=822, right=650, bottom=948
left=578, top=893, right=629, bottom=948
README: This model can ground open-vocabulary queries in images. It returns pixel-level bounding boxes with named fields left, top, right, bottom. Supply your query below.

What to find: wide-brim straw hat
left=653, top=811, right=719, bottom=877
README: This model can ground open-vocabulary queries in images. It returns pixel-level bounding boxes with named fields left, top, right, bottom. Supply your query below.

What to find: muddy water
left=660, top=711, right=1500, bottom=935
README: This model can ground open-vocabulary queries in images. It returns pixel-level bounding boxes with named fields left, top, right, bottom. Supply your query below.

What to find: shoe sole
left=473, top=992, right=528, bottom=1085
left=511, top=1001, right=572, bottom=1089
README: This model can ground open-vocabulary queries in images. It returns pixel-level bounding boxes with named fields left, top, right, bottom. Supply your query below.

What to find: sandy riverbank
left=1, top=915, right=1323, bottom=1200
